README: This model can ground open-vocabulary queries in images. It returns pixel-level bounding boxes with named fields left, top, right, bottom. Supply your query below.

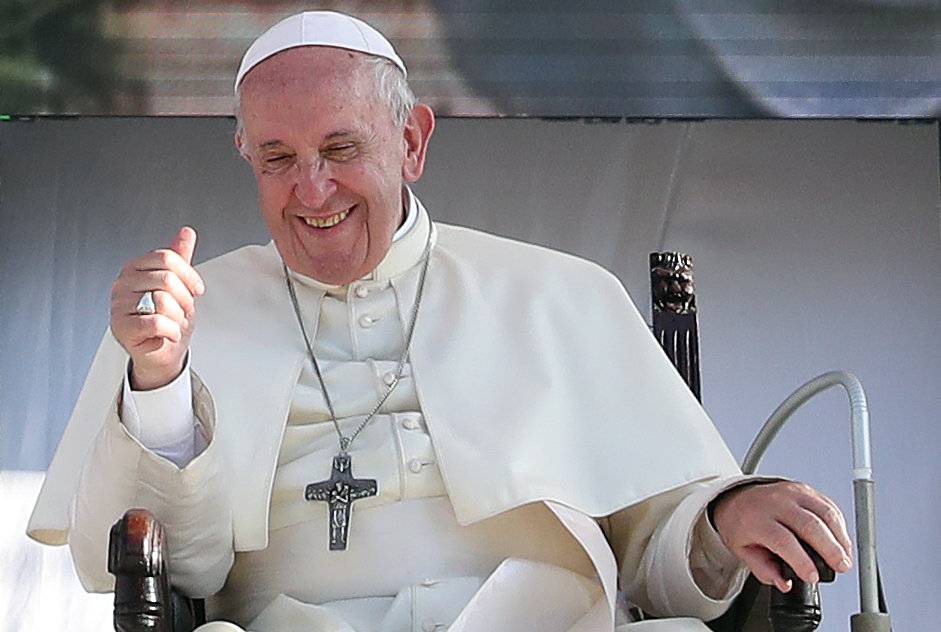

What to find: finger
left=171, top=226, right=198, bottom=266
left=799, top=494, right=853, bottom=568
left=784, top=508, right=850, bottom=575
left=131, top=337, right=165, bottom=355
left=110, top=320, right=182, bottom=359
left=126, top=314, right=184, bottom=346
left=737, top=544, right=792, bottom=593
left=799, top=492, right=853, bottom=556
left=763, top=521, right=819, bottom=584
left=114, top=289, right=188, bottom=324
left=126, top=270, right=196, bottom=316
left=150, top=290, right=187, bottom=326
left=132, top=248, right=205, bottom=297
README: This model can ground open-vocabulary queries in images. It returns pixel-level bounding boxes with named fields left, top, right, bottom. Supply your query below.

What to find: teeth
left=304, top=209, right=349, bottom=228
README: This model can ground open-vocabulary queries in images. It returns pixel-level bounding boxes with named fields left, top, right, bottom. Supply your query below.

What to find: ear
left=234, top=132, right=253, bottom=165
left=401, top=103, right=435, bottom=183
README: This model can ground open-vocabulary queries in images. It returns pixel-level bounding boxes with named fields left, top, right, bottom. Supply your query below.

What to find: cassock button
left=408, top=458, right=424, bottom=473
left=383, top=371, right=397, bottom=386
left=355, top=285, right=369, bottom=298
left=358, top=315, right=375, bottom=328
left=401, top=417, right=420, bottom=430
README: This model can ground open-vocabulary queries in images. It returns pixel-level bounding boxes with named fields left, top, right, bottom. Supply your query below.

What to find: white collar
left=392, top=186, right=418, bottom=242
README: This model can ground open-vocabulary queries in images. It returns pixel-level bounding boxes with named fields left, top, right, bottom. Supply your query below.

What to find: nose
left=293, top=160, right=337, bottom=209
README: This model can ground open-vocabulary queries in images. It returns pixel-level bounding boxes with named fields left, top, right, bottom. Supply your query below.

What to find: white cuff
left=646, top=475, right=777, bottom=620
left=120, top=354, right=196, bottom=467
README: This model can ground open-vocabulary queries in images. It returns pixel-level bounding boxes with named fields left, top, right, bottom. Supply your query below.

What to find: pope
left=28, top=11, right=852, bottom=632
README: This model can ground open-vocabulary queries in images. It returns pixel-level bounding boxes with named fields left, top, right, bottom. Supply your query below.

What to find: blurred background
left=1, top=0, right=939, bottom=117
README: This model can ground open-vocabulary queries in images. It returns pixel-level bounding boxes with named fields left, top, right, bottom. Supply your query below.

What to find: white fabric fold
left=67, top=373, right=233, bottom=598
left=447, top=558, right=603, bottom=632
left=197, top=562, right=603, bottom=632
left=634, top=476, right=756, bottom=620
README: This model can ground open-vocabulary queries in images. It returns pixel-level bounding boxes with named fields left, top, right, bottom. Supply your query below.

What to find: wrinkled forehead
left=237, top=47, right=390, bottom=149
left=238, top=46, right=374, bottom=99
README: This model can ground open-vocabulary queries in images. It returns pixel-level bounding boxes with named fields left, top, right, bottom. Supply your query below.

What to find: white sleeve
left=69, top=370, right=233, bottom=597
left=120, top=354, right=208, bottom=468
left=605, top=474, right=779, bottom=621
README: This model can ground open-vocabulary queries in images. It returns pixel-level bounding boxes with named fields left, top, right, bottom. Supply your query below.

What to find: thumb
left=171, top=226, right=198, bottom=265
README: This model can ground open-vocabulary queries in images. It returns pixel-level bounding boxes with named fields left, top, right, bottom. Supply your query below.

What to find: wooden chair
left=107, top=251, right=835, bottom=632
left=649, top=252, right=834, bottom=632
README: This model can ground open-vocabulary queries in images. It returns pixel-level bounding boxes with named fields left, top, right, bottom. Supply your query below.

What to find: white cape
left=30, top=221, right=739, bottom=544
left=29, top=223, right=741, bottom=628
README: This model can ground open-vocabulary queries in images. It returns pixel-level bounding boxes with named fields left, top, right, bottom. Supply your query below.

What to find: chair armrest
left=108, top=509, right=201, bottom=632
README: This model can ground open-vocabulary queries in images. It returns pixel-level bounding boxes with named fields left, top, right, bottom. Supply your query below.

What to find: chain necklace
left=282, top=228, right=433, bottom=550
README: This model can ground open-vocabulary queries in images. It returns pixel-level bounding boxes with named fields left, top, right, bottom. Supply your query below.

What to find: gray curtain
left=1, top=118, right=939, bottom=631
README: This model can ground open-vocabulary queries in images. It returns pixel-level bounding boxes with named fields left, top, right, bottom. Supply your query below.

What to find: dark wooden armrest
left=108, top=509, right=202, bottom=632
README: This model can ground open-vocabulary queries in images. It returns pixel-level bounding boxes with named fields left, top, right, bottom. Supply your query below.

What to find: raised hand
left=110, top=227, right=205, bottom=390
left=712, top=480, right=853, bottom=592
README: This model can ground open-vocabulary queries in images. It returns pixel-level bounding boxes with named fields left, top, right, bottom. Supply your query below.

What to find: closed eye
left=323, top=143, right=358, bottom=161
left=261, top=154, right=295, bottom=174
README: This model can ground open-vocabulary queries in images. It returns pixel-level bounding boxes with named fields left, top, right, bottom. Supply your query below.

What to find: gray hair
left=235, top=55, right=416, bottom=156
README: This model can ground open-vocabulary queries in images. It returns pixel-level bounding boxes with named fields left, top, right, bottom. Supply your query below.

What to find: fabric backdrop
left=0, top=118, right=939, bottom=631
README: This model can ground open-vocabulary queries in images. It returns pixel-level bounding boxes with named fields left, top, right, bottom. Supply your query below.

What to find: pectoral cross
left=305, top=454, right=377, bottom=550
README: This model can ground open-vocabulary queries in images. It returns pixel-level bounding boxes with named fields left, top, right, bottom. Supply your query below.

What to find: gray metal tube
left=853, top=480, right=880, bottom=615
left=850, top=613, right=893, bottom=632
left=742, top=371, right=871, bottom=480
left=740, top=371, right=881, bottom=614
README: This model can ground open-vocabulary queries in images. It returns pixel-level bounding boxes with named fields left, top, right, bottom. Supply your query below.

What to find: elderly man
left=28, top=11, right=852, bottom=632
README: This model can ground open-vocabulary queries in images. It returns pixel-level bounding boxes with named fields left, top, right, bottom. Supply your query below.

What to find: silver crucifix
left=305, top=454, right=378, bottom=550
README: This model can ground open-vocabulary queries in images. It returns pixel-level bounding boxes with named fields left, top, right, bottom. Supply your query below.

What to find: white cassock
left=28, top=193, right=768, bottom=631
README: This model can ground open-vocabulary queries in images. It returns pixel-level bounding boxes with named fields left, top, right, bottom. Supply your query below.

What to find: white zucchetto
left=235, top=11, right=407, bottom=93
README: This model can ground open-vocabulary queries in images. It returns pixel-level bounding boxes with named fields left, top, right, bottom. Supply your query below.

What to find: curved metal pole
left=741, top=371, right=879, bottom=616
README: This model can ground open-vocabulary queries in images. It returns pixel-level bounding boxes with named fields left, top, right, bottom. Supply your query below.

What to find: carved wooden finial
left=108, top=508, right=165, bottom=577
left=109, top=509, right=173, bottom=632
left=649, top=251, right=701, bottom=402
left=649, top=251, right=696, bottom=315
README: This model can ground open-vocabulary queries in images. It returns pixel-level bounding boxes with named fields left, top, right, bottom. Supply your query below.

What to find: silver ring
left=135, top=291, right=156, bottom=315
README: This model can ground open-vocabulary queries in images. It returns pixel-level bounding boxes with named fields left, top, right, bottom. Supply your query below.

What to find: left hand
left=712, top=481, right=853, bottom=592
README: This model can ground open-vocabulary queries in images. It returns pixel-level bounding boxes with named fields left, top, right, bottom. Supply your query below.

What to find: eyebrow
left=323, top=130, right=356, bottom=142
left=257, top=140, right=288, bottom=151
left=256, top=129, right=356, bottom=151
left=258, top=129, right=356, bottom=149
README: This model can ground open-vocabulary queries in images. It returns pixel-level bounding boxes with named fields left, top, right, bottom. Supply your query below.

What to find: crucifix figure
left=305, top=454, right=378, bottom=550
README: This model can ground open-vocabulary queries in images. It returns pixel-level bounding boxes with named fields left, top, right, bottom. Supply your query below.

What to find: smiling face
left=236, top=46, right=433, bottom=285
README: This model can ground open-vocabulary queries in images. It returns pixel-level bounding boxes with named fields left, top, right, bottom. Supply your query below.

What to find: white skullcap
left=234, top=11, right=406, bottom=93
